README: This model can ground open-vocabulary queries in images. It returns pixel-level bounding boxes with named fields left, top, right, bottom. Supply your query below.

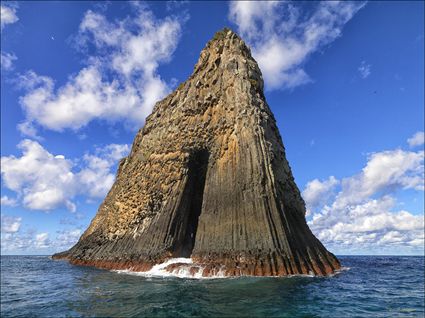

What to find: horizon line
left=1, top=254, right=424, bottom=257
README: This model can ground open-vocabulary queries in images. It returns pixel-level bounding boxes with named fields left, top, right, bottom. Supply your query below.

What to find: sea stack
left=53, top=28, right=341, bottom=277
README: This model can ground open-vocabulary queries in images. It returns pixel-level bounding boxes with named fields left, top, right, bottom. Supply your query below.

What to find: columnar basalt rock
left=53, top=28, right=341, bottom=277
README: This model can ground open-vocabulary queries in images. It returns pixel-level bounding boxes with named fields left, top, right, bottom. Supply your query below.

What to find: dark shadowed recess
left=174, top=149, right=210, bottom=258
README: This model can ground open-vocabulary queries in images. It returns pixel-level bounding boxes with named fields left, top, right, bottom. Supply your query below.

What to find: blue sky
left=1, top=1, right=424, bottom=255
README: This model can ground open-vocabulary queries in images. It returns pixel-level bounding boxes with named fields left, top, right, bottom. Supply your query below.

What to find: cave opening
left=177, top=149, right=209, bottom=258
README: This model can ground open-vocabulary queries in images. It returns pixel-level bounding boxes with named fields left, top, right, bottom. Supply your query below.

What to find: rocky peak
left=53, top=28, right=340, bottom=278
left=193, top=27, right=264, bottom=92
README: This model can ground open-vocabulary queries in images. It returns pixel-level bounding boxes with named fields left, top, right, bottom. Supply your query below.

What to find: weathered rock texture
left=53, top=28, right=341, bottom=277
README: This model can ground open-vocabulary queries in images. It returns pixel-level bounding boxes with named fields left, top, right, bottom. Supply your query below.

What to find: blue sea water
left=1, top=255, right=424, bottom=317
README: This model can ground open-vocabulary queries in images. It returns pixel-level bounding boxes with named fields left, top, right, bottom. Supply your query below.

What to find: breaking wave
left=112, top=258, right=350, bottom=279
left=113, top=258, right=226, bottom=279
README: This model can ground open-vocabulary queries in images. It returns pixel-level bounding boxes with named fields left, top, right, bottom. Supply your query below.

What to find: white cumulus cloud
left=1, top=140, right=76, bottom=211
left=0, top=221, right=52, bottom=253
left=1, top=51, right=17, bottom=70
left=1, top=215, right=22, bottom=233
left=1, top=195, right=18, bottom=207
left=407, top=131, right=424, bottom=148
left=303, top=142, right=424, bottom=255
left=77, top=144, right=130, bottom=198
left=55, top=229, right=82, bottom=250
left=17, top=5, right=186, bottom=136
left=1, top=214, right=84, bottom=254
left=1, top=4, right=19, bottom=71
left=1, top=140, right=130, bottom=212
left=334, top=149, right=424, bottom=210
left=35, top=232, right=50, bottom=248
left=1, top=4, right=18, bottom=31
left=229, top=1, right=365, bottom=90
left=302, top=176, right=339, bottom=216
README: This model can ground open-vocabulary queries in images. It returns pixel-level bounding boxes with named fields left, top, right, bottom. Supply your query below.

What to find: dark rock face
left=53, top=28, right=340, bottom=277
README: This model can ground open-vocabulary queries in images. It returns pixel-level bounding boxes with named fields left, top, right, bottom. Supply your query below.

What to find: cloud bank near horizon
left=303, top=132, right=424, bottom=255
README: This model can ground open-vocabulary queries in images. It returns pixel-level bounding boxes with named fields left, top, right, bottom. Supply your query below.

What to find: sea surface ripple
left=1, top=255, right=424, bottom=317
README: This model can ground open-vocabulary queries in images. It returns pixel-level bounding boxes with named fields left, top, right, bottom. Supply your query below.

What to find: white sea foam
left=113, top=258, right=226, bottom=279
left=328, top=266, right=351, bottom=277
left=113, top=258, right=350, bottom=279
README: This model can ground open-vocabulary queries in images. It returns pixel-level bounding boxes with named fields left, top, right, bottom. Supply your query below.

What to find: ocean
left=1, top=255, right=424, bottom=317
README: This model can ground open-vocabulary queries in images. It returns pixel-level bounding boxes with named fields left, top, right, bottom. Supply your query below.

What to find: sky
left=1, top=1, right=424, bottom=256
